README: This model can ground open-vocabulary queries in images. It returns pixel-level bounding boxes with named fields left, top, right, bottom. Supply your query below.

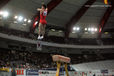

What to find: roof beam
left=64, top=0, right=96, bottom=38
left=47, top=0, right=62, bottom=13
left=0, top=0, right=10, bottom=9
left=30, top=0, right=63, bottom=33
left=98, top=1, right=114, bottom=38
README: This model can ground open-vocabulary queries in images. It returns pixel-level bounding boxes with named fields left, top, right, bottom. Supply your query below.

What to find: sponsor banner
left=101, top=70, right=108, bottom=73
left=0, top=68, right=9, bottom=72
left=38, top=70, right=75, bottom=76
left=26, top=70, right=38, bottom=76
left=16, top=69, right=25, bottom=76
left=0, top=68, right=11, bottom=76
left=0, top=72, right=11, bottom=76
left=39, top=70, right=55, bottom=76
left=59, top=71, right=64, bottom=76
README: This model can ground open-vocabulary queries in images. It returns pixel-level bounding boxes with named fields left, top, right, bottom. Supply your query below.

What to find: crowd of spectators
left=0, top=48, right=114, bottom=69
left=0, top=49, right=56, bottom=69
left=69, top=53, right=114, bottom=64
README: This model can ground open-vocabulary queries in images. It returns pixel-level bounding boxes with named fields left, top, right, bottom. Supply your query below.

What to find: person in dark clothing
left=11, top=64, right=16, bottom=76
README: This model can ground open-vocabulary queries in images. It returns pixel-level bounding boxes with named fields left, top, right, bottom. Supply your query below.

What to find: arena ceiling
left=0, top=0, right=114, bottom=38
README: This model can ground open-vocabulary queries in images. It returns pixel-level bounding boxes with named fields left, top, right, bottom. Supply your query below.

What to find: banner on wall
left=59, top=71, right=64, bottom=76
left=0, top=68, right=11, bottom=76
left=39, top=70, right=55, bottom=76
left=26, top=70, right=39, bottom=76
left=38, top=70, right=65, bottom=76
left=0, top=68, right=9, bottom=72
left=101, top=70, right=108, bottom=73
left=16, top=69, right=25, bottom=76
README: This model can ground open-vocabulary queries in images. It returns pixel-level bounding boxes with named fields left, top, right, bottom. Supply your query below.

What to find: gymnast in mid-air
left=37, top=4, right=48, bottom=39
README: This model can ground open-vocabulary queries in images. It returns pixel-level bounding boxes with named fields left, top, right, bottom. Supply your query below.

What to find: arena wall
left=0, top=68, right=114, bottom=76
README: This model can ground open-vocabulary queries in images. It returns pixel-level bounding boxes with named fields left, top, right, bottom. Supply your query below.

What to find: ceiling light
left=95, top=28, right=98, bottom=32
left=73, top=27, right=76, bottom=31
left=28, top=20, right=31, bottom=23
left=88, top=28, right=91, bottom=31
left=0, top=11, right=3, bottom=15
left=24, top=19, right=27, bottom=22
left=91, top=28, right=94, bottom=32
left=14, top=16, right=18, bottom=19
left=85, top=28, right=87, bottom=31
left=3, top=11, right=9, bottom=17
left=76, top=27, right=80, bottom=31
left=18, top=16, right=23, bottom=21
